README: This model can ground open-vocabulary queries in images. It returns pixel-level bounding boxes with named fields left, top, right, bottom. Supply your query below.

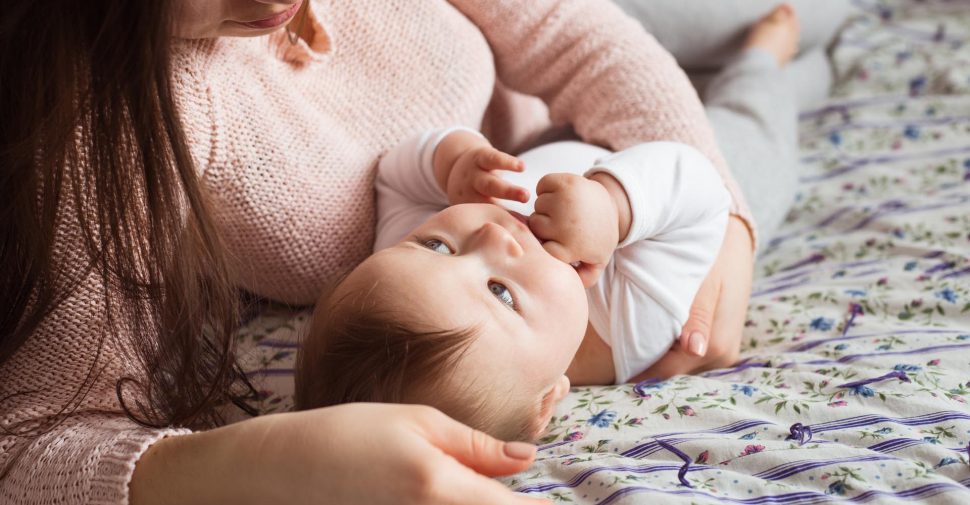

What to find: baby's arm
left=584, top=142, right=731, bottom=382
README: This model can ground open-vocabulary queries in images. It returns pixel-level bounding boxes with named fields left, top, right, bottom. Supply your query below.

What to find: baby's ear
left=529, top=375, right=572, bottom=439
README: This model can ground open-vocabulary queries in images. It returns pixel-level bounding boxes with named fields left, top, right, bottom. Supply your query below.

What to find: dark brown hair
left=295, top=287, right=540, bottom=442
left=0, top=0, right=254, bottom=434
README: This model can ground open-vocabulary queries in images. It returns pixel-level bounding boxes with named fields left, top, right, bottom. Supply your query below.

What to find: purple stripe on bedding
left=515, top=461, right=707, bottom=494
left=595, top=481, right=965, bottom=505
left=868, top=438, right=925, bottom=453
left=812, top=115, right=970, bottom=140
left=826, top=342, right=970, bottom=363
left=799, top=145, right=970, bottom=183
left=702, top=342, right=970, bottom=378
left=787, top=328, right=970, bottom=353
left=799, top=94, right=910, bottom=121
left=811, top=411, right=970, bottom=433
left=755, top=454, right=898, bottom=481
left=751, top=280, right=814, bottom=298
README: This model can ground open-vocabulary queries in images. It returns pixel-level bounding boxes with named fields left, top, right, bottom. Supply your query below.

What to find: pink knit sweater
left=0, top=1, right=753, bottom=503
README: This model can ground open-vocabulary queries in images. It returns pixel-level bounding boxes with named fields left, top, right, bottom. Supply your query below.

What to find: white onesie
left=374, top=127, right=730, bottom=382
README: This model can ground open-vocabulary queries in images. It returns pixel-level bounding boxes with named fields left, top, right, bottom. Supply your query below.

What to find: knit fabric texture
left=0, top=1, right=752, bottom=503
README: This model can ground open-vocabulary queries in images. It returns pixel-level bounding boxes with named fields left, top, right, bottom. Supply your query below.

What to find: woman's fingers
left=678, top=267, right=719, bottom=356
left=411, top=408, right=551, bottom=505
left=438, top=467, right=551, bottom=505
left=679, top=216, right=753, bottom=361
left=415, top=407, right=537, bottom=477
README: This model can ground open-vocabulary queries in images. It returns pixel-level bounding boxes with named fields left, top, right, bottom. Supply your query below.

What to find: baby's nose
left=478, top=222, right=524, bottom=258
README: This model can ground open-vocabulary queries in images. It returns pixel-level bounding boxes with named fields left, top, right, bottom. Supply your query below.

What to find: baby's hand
left=446, top=145, right=529, bottom=206
left=528, top=173, right=620, bottom=288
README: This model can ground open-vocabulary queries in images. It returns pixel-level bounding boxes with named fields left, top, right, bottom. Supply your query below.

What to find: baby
left=295, top=127, right=729, bottom=441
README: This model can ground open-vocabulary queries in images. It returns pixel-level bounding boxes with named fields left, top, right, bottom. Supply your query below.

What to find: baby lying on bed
left=295, top=127, right=729, bottom=441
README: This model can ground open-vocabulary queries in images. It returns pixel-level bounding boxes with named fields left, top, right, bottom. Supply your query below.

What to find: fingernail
left=504, top=441, right=537, bottom=460
left=688, top=332, right=707, bottom=356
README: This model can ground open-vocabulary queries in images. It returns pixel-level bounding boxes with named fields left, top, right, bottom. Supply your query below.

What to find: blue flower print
left=851, top=385, right=875, bottom=398
left=935, top=457, right=959, bottom=469
left=732, top=384, right=758, bottom=397
left=935, top=288, right=957, bottom=303
left=893, top=364, right=922, bottom=372
left=909, top=76, right=926, bottom=95
left=903, top=125, right=920, bottom=139
left=834, top=344, right=849, bottom=351
left=587, top=410, right=617, bottom=428
left=844, top=289, right=867, bottom=298
left=904, top=261, right=918, bottom=271
left=826, top=481, right=847, bottom=496
left=829, top=131, right=843, bottom=146
left=810, top=317, right=834, bottom=331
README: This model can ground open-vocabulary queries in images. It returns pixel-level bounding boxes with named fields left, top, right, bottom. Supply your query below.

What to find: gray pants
left=613, top=0, right=852, bottom=246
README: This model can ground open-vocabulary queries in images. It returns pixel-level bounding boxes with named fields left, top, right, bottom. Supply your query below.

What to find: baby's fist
left=528, top=173, right=619, bottom=287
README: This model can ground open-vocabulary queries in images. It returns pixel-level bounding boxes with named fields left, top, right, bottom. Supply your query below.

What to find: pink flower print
left=695, top=450, right=709, bottom=464
left=928, top=359, right=940, bottom=366
left=677, top=405, right=696, bottom=417
left=662, top=413, right=671, bottom=420
left=566, top=431, right=585, bottom=442
left=828, top=400, right=848, bottom=407
left=740, top=445, right=765, bottom=456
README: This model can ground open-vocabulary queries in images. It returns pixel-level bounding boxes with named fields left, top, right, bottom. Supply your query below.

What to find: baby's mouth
left=508, top=210, right=529, bottom=226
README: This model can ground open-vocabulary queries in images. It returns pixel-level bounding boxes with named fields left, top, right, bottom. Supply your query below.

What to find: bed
left=234, top=0, right=970, bottom=502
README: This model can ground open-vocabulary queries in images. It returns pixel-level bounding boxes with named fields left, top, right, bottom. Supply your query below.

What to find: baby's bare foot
left=744, top=4, right=800, bottom=67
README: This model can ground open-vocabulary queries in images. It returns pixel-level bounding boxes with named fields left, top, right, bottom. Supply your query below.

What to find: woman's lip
left=239, top=1, right=302, bottom=29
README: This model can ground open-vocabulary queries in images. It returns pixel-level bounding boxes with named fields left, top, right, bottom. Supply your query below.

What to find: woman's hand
left=131, top=403, right=550, bottom=505
left=630, top=216, right=753, bottom=381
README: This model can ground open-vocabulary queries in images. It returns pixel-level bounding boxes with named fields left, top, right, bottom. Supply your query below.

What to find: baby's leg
left=703, top=8, right=829, bottom=246
left=612, top=0, right=851, bottom=71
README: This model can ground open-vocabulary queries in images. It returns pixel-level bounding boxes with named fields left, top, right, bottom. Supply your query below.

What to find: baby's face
left=344, top=203, right=589, bottom=389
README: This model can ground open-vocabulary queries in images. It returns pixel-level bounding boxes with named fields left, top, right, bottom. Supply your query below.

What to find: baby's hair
left=295, top=281, right=541, bottom=442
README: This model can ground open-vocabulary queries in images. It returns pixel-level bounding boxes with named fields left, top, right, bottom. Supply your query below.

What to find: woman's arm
left=130, top=404, right=549, bottom=505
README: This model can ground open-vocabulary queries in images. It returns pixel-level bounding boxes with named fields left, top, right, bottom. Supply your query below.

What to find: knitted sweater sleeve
left=0, top=271, right=191, bottom=504
left=447, top=0, right=757, bottom=245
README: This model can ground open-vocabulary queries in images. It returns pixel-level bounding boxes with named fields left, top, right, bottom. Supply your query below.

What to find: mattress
left=234, top=0, right=970, bottom=501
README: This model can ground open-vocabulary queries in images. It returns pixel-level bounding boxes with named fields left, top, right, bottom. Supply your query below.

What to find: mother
left=0, top=0, right=753, bottom=503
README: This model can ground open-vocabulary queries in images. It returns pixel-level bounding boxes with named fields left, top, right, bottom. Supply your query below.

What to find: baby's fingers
left=473, top=174, right=529, bottom=203
left=527, top=213, right=558, bottom=242
left=476, top=148, right=525, bottom=173
left=539, top=240, right=574, bottom=265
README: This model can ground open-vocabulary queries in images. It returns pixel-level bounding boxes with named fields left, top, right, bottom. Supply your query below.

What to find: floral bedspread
left=234, top=0, right=970, bottom=502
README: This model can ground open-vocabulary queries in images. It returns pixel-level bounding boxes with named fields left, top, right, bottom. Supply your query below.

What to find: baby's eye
left=488, top=281, right=516, bottom=310
left=423, top=238, right=453, bottom=255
